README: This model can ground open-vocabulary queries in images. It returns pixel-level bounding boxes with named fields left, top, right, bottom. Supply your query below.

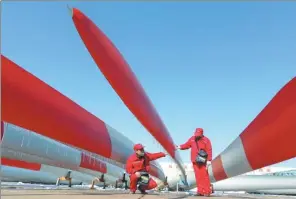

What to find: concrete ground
left=1, top=189, right=295, bottom=199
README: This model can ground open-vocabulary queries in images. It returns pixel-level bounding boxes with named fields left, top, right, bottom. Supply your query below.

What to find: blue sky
left=2, top=2, right=296, bottom=167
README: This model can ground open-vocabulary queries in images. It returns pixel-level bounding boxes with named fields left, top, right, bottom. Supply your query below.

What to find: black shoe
left=193, top=193, right=203, bottom=196
left=138, top=186, right=148, bottom=194
left=140, top=190, right=148, bottom=194
left=195, top=193, right=211, bottom=197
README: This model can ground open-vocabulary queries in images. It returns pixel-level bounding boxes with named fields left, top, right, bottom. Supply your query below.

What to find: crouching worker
left=126, top=144, right=166, bottom=194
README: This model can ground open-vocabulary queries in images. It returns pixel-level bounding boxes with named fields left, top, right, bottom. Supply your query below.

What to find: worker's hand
left=135, top=172, right=141, bottom=178
left=175, top=145, right=180, bottom=150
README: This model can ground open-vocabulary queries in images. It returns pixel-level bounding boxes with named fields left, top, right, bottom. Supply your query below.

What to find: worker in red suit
left=176, top=128, right=212, bottom=196
left=126, top=143, right=166, bottom=194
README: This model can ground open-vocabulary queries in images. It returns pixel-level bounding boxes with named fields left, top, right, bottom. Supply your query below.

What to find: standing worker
left=176, top=128, right=212, bottom=196
left=126, top=143, right=167, bottom=194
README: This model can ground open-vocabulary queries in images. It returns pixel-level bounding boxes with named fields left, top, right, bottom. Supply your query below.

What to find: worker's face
left=136, top=149, right=145, bottom=156
left=196, top=135, right=203, bottom=140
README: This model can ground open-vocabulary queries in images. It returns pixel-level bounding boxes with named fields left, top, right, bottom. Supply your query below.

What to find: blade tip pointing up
left=67, top=5, right=73, bottom=17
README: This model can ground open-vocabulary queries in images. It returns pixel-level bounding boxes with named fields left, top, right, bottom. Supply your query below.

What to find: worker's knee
left=130, top=174, right=139, bottom=181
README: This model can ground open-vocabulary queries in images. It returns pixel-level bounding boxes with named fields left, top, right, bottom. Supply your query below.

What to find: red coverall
left=180, top=128, right=212, bottom=196
left=126, top=152, right=165, bottom=193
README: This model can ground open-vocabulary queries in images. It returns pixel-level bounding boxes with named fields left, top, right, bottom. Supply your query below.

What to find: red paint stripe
left=211, top=155, right=227, bottom=181
left=80, top=152, right=107, bottom=173
left=240, top=77, right=296, bottom=170
left=71, top=8, right=176, bottom=160
left=1, top=121, right=4, bottom=140
left=1, top=55, right=112, bottom=159
left=2, top=158, right=41, bottom=171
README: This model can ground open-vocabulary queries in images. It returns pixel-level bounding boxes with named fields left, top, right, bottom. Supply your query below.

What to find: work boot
left=190, top=192, right=205, bottom=196
left=195, top=193, right=211, bottom=197
left=140, top=190, right=148, bottom=194
left=138, top=186, right=148, bottom=194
